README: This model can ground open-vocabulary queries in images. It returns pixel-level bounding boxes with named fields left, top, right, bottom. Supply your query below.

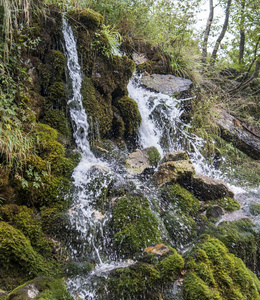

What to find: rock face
left=126, top=146, right=161, bottom=174
left=187, top=174, right=234, bottom=201
left=132, top=53, right=149, bottom=65
left=161, top=151, right=189, bottom=163
left=153, top=160, right=195, bottom=186
left=140, top=74, right=192, bottom=95
left=215, top=108, right=260, bottom=159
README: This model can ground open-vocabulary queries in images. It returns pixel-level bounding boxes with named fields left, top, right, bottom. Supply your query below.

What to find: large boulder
left=153, top=160, right=195, bottom=186
left=215, top=108, right=260, bottom=160
left=126, top=147, right=161, bottom=175
left=140, top=74, right=192, bottom=95
left=187, top=174, right=234, bottom=201
left=161, top=151, right=189, bottom=163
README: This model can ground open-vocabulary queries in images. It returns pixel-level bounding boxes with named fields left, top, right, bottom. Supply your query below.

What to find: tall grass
left=0, top=125, right=34, bottom=171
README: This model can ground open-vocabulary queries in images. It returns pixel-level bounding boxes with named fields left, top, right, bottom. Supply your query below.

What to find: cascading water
left=128, top=77, right=229, bottom=183
left=62, top=16, right=135, bottom=299
left=61, top=15, right=258, bottom=299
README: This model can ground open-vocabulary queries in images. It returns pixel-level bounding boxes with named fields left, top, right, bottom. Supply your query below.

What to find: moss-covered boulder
left=153, top=160, right=195, bottom=186
left=184, top=236, right=260, bottom=300
left=108, top=262, right=161, bottom=299
left=112, top=195, right=161, bottom=256
left=187, top=174, right=234, bottom=201
left=126, top=147, right=161, bottom=175
left=68, top=8, right=104, bottom=30
left=161, top=151, right=189, bottom=163
left=205, top=219, right=259, bottom=272
left=0, top=222, right=49, bottom=280
left=115, top=96, right=142, bottom=138
left=81, top=76, right=113, bottom=138
left=160, top=183, right=200, bottom=216
left=6, top=277, right=72, bottom=300
left=0, top=205, right=54, bottom=257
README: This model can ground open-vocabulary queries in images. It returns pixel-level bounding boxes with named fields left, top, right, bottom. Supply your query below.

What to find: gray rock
left=126, top=146, right=160, bottom=175
left=153, top=160, right=195, bottom=186
left=140, top=74, right=192, bottom=95
left=161, top=151, right=189, bottom=163
left=214, top=108, right=260, bottom=160
left=132, top=53, right=148, bottom=65
left=188, top=174, right=234, bottom=201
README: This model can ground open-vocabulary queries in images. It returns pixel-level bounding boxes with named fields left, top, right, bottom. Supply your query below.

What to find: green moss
left=42, top=109, right=72, bottom=140
left=184, top=272, right=221, bottom=300
left=163, top=211, right=197, bottom=247
left=249, top=203, right=260, bottom=216
left=6, top=277, right=72, bottom=300
left=0, top=222, right=48, bottom=277
left=112, top=195, right=161, bottom=256
left=147, top=147, right=161, bottom=167
left=0, top=205, right=53, bottom=257
left=45, top=50, right=65, bottom=82
left=161, top=183, right=200, bottom=216
left=46, top=82, right=67, bottom=110
left=159, top=251, right=184, bottom=281
left=217, top=197, right=240, bottom=212
left=108, top=262, right=160, bottom=299
left=115, top=96, right=142, bottom=137
left=184, top=237, right=260, bottom=300
left=81, top=77, right=113, bottom=138
left=205, top=219, right=258, bottom=271
left=68, top=8, right=104, bottom=30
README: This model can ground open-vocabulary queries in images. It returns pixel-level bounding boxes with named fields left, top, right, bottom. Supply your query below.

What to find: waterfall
left=128, top=77, right=227, bottom=182
left=62, top=16, right=134, bottom=299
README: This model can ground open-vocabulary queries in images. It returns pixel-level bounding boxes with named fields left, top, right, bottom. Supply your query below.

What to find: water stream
left=62, top=16, right=259, bottom=299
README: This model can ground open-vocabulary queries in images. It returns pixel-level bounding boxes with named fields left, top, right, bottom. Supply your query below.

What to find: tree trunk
left=239, top=0, right=246, bottom=64
left=210, top=0, right=232, bottom=67
left=201, top=0, right=214, bottom=64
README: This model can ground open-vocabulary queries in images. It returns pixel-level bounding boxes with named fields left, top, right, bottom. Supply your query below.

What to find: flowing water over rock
left=62, top=16, right=134, bottom=298
left=62, top=17, right=259, bottom=299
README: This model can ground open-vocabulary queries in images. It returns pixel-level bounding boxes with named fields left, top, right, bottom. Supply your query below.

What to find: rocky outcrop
left=153, top=160, right=195, bottom=186
left=215, top=108, right=260, bottom=160
left=126, top=147, right=161, bottom=175
left=184, top=174, right=234, bottom=201
left=161, top=151, right=189, bottom=163
left=140, top=74, right=192, bottom=96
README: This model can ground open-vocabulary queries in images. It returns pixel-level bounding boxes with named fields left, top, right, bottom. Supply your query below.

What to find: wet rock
left=126, top=146, right=160, bottom=174
left=132, top=53, right=149, bottom=65
left=161, top=151, right=189, bottom=163
left=140, top=74, right=192, bottom=95
left=6, top=277, right=72, bottom=300
left=153, top=160, right=195, bottom=186
left=214, top=108, right=260, bottom=159
left=206, top=205, right=225, bottom=218
left=144, top=244, right=170, bottom=256
left=186, top=174, right=234, bottom=201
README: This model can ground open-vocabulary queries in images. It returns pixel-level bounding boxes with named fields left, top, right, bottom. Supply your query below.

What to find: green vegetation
left=112, top=195, right=161, bottom=256
left=184, top=237, right=260, bottom=300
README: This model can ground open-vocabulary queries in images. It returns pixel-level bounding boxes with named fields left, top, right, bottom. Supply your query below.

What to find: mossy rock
left=0, top=222, right=49, bottom=278
left=112, top=194, right=161, bottom=256
left=250, top=203, right=260, bottom=216
left=46, top=81, right=67, bottom=110
left=68, top=8, right=104, bottom=30
left=6, top=276, right=72, bottom=300
left=115, top=96, right=142, bottom=137
left=0, top=205, right=54, bottom=258
left=108, top=262, right=160, bottom=299
left=159, top=250, right=184, bottom=282
left=162, top=211, right=197, bottom=247
left=205, top=219, right=259, bottom=272
left=161, top=183, right=200, bottom=216
left=81, top=76, right=113, bottom=138
left=184, top=236, right=260, bottom=300
left=42, top=109, right=72, bottom=141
